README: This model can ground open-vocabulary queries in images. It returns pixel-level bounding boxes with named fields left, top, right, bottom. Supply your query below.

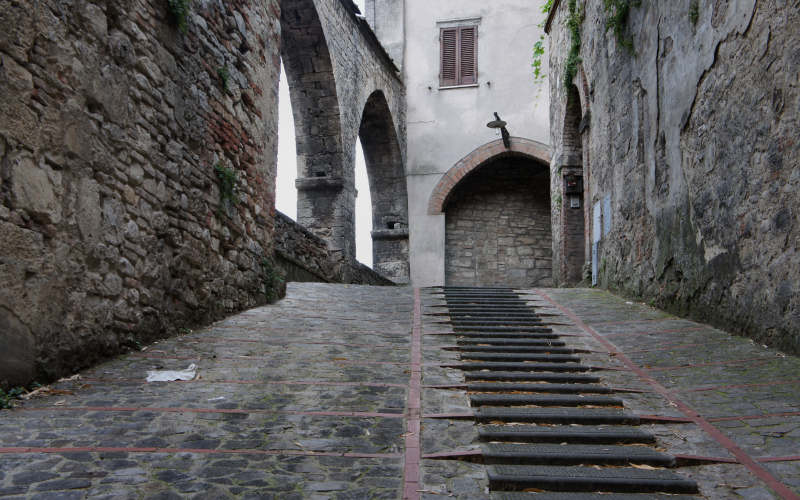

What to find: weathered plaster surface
left=548, top=0, right=799, bottom=352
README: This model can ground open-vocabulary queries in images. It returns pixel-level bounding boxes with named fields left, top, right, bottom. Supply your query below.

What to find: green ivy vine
left=602, top=0, right=641, bottom=52
left=260, top=258, right=285, bottom=303
left=531, top=0, right=554, bottom=84
left=217, top=66, right=231, bottom=93
left=214, top=163, right=239, bottom=213
left=563, top=0, right=584, bottom=89
left=167, top=0, right=192, bottom=34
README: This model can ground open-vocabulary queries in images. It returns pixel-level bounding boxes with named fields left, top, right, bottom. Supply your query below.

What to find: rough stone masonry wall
left=0, top=0, right=282, bottom=386
left=274, top=211, right=394, bottom=285
left=548, top=0, right=799, bottom=353
left=445, top=157, right=553, bottom=288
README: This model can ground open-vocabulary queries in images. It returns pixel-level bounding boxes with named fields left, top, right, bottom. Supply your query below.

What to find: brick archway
left=427, top=138, right=551, bottom=215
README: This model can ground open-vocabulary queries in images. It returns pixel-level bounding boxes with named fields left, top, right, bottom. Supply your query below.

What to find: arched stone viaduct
left=281, top=0, right=409, bottom=282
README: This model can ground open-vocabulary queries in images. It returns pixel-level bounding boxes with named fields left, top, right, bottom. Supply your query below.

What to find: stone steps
left=424, top=286, right=697, bottom=496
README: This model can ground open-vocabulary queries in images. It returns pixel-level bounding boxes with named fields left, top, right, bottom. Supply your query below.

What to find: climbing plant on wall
left=531, top=0, right=554, bottom=84
left=602, top=0, right=641, bottom=52
left=167, top=0, right=192, bottom=34
left=563, top=0, right=584, bottom=89
left=535, top=0, right=640, bottom=88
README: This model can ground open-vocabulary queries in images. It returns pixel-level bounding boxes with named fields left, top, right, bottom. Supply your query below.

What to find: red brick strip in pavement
left=708, top=411, right=800, bottom=422
left=759, top=456, right=800, bottom=463
left=16, top=406, right=404, bottom=418
left=603, top=326, right=707, bottom=338
left=78, top=377, right=407, bottom=388
left=131, top=352, right=410, bottom=366
left=536, top=290, right=800, bottom=500
left=403, top=288, right=423, bottom=500
left=590, top=318, right=692, bottom=326
left=683, top=379, right=800, bottom=393
left=0, top=446, right=400, bottom=459
left=646, top=358, right=772, bottom=372
left=186, top=337, right=407, bottom=349
left=624, top=342, right=707, bottom=353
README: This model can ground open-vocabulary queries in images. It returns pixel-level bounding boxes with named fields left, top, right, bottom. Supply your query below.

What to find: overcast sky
left=275, top=0, right=373, bottom=267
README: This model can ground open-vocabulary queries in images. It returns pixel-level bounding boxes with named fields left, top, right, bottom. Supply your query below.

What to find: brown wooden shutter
left=459, top=26, right=477, bottom=85
left=440, top=28, right=458, bottom=87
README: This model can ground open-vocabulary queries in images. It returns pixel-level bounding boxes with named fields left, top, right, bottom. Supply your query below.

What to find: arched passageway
left=280, top=0, right=351, bottom=260
left=278, top=0, right=407, bottom=281
left=358, top=90, right=409, bottom=282
left=444, top=155, right=552, bottom=287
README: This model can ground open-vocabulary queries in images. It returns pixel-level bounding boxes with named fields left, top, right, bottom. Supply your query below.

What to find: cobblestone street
left=1, top=283, right=798, bottom=499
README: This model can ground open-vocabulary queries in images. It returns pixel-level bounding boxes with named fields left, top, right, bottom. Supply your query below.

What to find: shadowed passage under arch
left=280, top=0, right=351, bottom=260
left=434, top=140, right=553, bottom=288
left=359, top=90, right=409, bottom=282
left=428, top=137, right=551, bottom=215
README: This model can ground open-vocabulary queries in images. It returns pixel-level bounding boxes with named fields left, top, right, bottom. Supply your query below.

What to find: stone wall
left=445, top=157, right=552, bottom=287
left=0, top=0, right=283, bottom=387
left=274, top=212, right=338, bottom=283
left=274, top=211, right=395, bottom=286
left=547, top=0, right=799, bottom=352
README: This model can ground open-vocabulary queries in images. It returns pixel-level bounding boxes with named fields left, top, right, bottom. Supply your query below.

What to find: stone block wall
left=445, top=157, right=553, bottom=287
left=274, top=211, right=394, bottom=285
left=274, top=211, right=339, bottom=283
left=0, top=0, right=282, bottom=386
left=547, top=0, right=799, bottom=352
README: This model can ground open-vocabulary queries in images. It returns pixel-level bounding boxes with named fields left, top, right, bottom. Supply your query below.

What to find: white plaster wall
left=403, top=0, right=550, bottom=285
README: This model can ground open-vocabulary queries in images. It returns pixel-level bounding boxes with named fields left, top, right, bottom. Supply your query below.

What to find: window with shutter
left=459, top=26, right=477, bottom=84
left=440, top=28, right=458, bottom=87
left=440, top=24, right=478, bottom=87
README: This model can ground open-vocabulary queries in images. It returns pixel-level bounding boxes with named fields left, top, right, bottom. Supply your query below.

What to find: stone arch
left=558, top=83, right=587, bottom=285
left=442, top=153, right=552, bottom=287
left=427, top=138, right=551, bottom=215
left=280, top=0, right=349, bottom=256
left=358, top=90, right=409, bottom=282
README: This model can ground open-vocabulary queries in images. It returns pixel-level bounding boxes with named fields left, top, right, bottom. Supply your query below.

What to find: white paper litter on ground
left=146, top=363, right=197, bottom=382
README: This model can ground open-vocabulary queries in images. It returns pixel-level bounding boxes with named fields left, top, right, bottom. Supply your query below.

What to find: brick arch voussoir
left=427, top=138, right=552, bottom=215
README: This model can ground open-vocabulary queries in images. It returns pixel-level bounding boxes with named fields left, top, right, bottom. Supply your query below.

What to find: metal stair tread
left=469, top=382, right=611, bottom=393
left=491, top=492, right=700, bottom=499
left=455, top=331, right=556, bottom=337
left=465, top=372, right=601, bottom=383
left=458, top=338, right=565, bottom=346
left=487, top=465, right=698, bottom=493
left=476, top=407, right=640, bottom=424
left=479, top=425, right=655, bottom=443
left=470, top=393, right=622, bottom=407
left=457, top=362, right=591, bottom=372
left=452, top=319, right=544, bottom=324
left=458, top=346, right=576, bottom=354
left=454, top=326, right=554, bottom=333
left=482, top=443, right=675, bottom=466
left=461, top=353, right=580, bottom=362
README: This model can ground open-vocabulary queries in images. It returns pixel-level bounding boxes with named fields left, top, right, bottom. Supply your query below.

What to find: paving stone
left=1, top=284, right=798, bottom=498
